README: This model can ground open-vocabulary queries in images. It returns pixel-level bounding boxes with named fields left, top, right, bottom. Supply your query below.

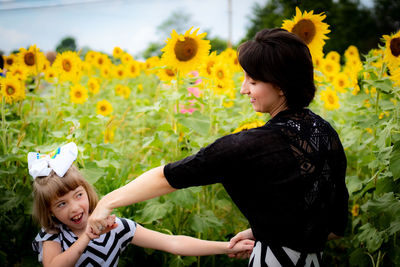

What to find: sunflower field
left=1, top=7, right=400, bottom=267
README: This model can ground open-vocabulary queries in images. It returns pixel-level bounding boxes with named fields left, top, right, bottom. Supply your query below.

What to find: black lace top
left=164, top=108, right=348, bottom=252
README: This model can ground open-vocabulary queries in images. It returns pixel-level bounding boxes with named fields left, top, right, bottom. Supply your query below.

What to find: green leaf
left=169, top=189, right=196, bottom=208
left=80, top=162, right=105, bottom=185
left=189, top=210, right=222, bottom=233
left=136, top=199, right=174, bottom=224
left=357, top=223, right=385, bottom=252
left=390, top=141, right=400, bottom=180
left=176, top=113, right=210, bottom=136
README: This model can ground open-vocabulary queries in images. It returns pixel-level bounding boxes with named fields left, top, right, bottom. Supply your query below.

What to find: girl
left=30, top=142, right=254, bottom=267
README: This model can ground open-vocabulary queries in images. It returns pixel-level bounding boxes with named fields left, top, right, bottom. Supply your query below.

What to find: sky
left=0, top=0, right=266, bottom=57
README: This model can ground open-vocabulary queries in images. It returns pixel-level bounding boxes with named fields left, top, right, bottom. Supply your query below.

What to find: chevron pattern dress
left=33, top=217, right=136, bottom=267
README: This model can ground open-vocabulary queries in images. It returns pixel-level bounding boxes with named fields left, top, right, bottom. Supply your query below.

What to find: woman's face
left=240, top=73, right=286, bottom=114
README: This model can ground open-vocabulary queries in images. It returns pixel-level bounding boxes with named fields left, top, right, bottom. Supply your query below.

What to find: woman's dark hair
left=238, top=28, right=316, bottom=109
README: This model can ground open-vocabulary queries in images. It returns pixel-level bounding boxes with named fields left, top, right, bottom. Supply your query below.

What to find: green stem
left=1, top=97, right=7, bottom=154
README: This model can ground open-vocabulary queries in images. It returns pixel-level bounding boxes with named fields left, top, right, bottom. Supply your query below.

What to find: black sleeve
left=328, top=134, right=349, bottom=236
left=164, top=134, right=239, bottom=189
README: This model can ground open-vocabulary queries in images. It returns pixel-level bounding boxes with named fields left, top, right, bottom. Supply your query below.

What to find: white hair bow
left=27, top=142, right=78, bottom=179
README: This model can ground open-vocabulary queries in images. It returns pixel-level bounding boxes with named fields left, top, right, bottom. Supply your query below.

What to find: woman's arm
left=131, top=224, right=254, bottom=256
left=89, top=166, right=176, bottom=234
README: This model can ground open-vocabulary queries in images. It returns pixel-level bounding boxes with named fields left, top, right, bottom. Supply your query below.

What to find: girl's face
left=240, top=73, right=286, bottom=114
left=50, top=185, right=89, bottom=236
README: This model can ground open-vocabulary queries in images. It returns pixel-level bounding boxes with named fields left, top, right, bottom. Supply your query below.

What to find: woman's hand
left=228, top=239, right=254, bottom=257
left=86, top=214, right=118, bottom=239
left=88, top=200, right=114, bottom=235
left=227, top=228, right=254, bottom=259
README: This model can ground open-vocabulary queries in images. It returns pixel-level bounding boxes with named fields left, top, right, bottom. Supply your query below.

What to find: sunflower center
left=101, top=105, right=106, bottom=111
left=390, top=37, right=400, bottom=57
left=98, top=58, right=104, bottom=65
left=328, top=94, right=335, bottom=104
left=166, top=69, right=175, bottom=77
left=62, top=59, right=72, bottom=72
left=6, top=85, right=16, bottom=96
left=6, top=58, right=14, bottom=65
left=217, top=70, right=224, bottom=79
left=325, top=64, right=332, bottom=72
left=292, top=19, right=316, bottom=45
left=339, top=80, right=344, bottom=87
left=131, top=66, right=136, bottom=73
left=207, top=61, right=215, bottom=75
left=118, top=70, right=123, bottom=76
left=174, top=37, right=198, bottom=62
left=24, top=52, right=36, bottom=66
left=75, top=91, right=82, bottom=98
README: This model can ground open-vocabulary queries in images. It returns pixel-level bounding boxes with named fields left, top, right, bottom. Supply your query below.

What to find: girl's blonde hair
left=32, top=164, right=98, bottom=233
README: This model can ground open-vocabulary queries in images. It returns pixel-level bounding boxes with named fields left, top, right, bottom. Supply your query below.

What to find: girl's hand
left=228, top=228, right=254, bottom=249
left=227, top=239, right=254, bottom=257
left=88, top=200, right=113, bottom=235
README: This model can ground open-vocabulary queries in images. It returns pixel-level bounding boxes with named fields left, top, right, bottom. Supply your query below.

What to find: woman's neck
left=269, top=101, right=288, bottom=118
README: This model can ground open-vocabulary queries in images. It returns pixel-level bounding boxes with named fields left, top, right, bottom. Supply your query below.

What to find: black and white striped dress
left=249, top=241, right=323, bottom=267
left=32, top=217, right=136, bottom=267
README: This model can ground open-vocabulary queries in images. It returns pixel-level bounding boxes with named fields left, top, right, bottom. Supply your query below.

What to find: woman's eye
left=57, top=202, right=65, bottom=208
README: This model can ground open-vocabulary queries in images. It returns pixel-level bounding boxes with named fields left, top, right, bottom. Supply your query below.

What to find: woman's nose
left=240, top=83, right=249, bottom=95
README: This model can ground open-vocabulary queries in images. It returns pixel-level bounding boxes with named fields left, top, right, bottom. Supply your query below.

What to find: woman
left=89, top=28, right=349, bottom=267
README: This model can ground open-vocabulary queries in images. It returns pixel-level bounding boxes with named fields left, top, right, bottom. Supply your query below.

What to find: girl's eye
left=57, top=202, right=66, bottom=208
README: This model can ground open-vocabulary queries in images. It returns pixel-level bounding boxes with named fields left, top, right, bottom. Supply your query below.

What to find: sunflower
left=94, top=53, right=111, bottom=69
left=8, top=65, right=28, bottom=81
left=320, top=58, right=340, bottom=81
left=333, top=72, right=350, bottom=93
left=115, top=84, right=131, bottom=98
left=282, top=7, right=330, bottom=60
left=100, top=66, right=111, bottom=78
left=200, top=51, right=218, bottom=77
left=113, top=47, right=123, bottom=59
left=96, top=100, right=113, bottom=116
left=85, top=51, right=97, bottom=64
left=53, top=51, right=82, bottom=82
left=220, top=48, right=241, bottom=73
left=161, top=27, right=211, bottom=74
left=344, top=45, right=360, bottom=60
left=3, top=54, right=19, bottom=70
left=233, top=119, right=265, bottom=133
left=0, top=75, right=25, bottom=104
left=87, top=77, right=100, bottom=94
left=44, top=67, right=58, bottom=83
left=113, top=64, right=127, bottom=79
left=18, top=45, right=45, bottom=75
left=390, top=66, right=400, bottom=87
left=320, top=88, right=340, bottom=110
left=126, top=60, right=141, bottom=78
left=69, top=84, right=88, bottom=104
left=383, top=30, right=400, bottom=68
left=211, top=61, right=232, bottom=84
left=325, top=51, right=340, bottom=63
left=157, top=66, right=177, bottom=83
left=121, top=53, right=134, bottom=65
left=351, top=204, right=360, bottom=217
left=144, top=56, right=160, bottom=74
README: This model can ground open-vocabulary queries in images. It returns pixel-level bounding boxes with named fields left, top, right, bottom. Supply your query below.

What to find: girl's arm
left=42, top=234, right=91, bottom=267
left=42, top=216, right=117, bottom=267
left=89, top=166, right=176, bottom=234
left=131, top=224, right=254, bottom=256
